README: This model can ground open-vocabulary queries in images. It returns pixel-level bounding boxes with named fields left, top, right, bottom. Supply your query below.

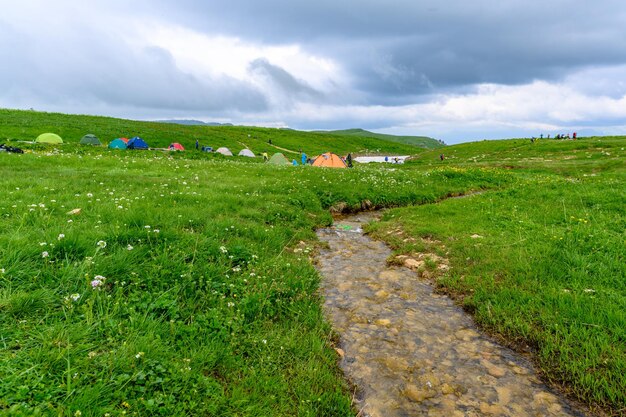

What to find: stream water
left=315, top=213, right=588, bottom=417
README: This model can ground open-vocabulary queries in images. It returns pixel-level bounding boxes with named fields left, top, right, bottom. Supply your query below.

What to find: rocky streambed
left=315, top=213, right=588, bottom=417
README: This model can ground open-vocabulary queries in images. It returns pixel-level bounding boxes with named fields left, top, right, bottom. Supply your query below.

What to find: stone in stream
left=404, top=384, right=437, bottom=402
left=482, top=360, right=507, bottom=378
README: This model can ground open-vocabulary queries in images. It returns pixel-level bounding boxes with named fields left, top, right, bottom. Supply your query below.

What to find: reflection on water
left=316, top=213, right=588, bottom=417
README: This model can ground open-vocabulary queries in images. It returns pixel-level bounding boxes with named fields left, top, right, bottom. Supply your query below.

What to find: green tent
left=35, top=133, right=63, bottom=144
left=268, top=152, right=290, bottom=165
left=80, top=134, right=101, bottom=145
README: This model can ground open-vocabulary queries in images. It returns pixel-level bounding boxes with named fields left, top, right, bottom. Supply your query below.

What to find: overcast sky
left=1, top=0, right=625, bottom=143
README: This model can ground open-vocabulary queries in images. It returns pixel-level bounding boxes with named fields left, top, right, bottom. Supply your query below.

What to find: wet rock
left=495, top=386, right=511, bottom=405
left=375, top=318, right=391, bottom=327
left=382, top=357, right=409, bottom=372
left=375, top=289, right=390, bottom=299
left=483, top=361, right=507, bottom=378
left=441, top=383, right=455, bottom=395
left=404, top=384, right=437, bottom=403
left=479, top=402, right=504, bottom=415
left=533, top=391, right=558, bottom=406
left=510, top=365, right=529, bottom=375
left=418, top=372, right=441, bottom=389
left=454, top=328, right=479, bottom=341
left=548, top=403, right=563, bottom=414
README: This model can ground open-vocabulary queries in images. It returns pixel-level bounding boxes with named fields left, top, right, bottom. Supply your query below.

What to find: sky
left=1, top=0, right=626, bottom=144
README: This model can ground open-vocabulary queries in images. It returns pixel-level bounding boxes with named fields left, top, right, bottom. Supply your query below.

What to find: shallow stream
left=315, top=213, right=588, bottom=417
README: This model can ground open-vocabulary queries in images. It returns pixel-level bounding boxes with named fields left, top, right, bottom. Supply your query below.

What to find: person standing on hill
left=262, top=152, right=268, bottom=162
left=195, top=139, right=199, bottom=150
left=301, top=152, right=307, bottom=165
left=346, top=153, right=353, bottom=168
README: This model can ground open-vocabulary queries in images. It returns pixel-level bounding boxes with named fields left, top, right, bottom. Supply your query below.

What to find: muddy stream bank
left=315, top=213, right=589, bottom=417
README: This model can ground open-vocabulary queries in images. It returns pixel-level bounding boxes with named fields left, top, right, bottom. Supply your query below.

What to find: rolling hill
left=0, top=109, right=428, bottom=156
left=319, top=128, right=444, bottom=150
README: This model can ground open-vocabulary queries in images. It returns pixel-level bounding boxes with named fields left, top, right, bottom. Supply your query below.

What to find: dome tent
left=169, top=143, right=185, bottom=151
left=108, top=139, right=127, bottom=149
left=80, top=134, right=101, bottom=145
left=312, top=152, right=347, bottom=168
left=215, top=147, right=233, bottom=156
left=35, top=133, right=63, bottom=144
left=268, top=152, right=290, bottom=165
left=238, top=149, right=255, bottom=157
left=127, top=136, right=149, bottom=150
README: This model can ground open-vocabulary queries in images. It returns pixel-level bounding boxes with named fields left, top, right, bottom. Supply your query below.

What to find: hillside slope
left=321, top=128, right=443, bottom=150
left=0, top=109, right=423, bottom=156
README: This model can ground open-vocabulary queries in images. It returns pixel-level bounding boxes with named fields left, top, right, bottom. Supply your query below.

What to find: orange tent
left=169, top=143, right=185, bottom=151
left=120, top=137, right=129, bottom=143
left=312, top=152, right=347, bottom=168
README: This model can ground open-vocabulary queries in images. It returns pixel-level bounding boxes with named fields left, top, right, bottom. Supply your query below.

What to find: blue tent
left=108, top=138, right=127, bottom=149
left=127, top=136, right=149, bottom=150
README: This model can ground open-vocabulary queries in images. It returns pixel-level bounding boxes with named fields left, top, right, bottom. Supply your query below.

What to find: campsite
left=0, top=108, right=625, bottom=417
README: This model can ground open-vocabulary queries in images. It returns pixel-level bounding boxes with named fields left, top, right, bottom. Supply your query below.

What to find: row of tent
left=37, top=133, right=180, bottom=151
left=267, top=152, right=348, bottom=168
left=33, top=133, right=348, bottom=168
left=34, top=133, right=149, bottom=148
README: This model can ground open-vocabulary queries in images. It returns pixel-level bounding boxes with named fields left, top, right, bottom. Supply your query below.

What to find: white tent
left=215, top=147, right=233, bottom=156
left=238, top=149, right=255, bottom=157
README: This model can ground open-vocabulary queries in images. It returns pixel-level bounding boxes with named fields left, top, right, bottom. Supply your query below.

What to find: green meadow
left=1, top=109, right=625, bottom=416
left=369, top=136, right=626, bottom=414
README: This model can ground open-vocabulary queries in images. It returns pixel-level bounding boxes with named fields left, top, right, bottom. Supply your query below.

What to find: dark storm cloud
left=144, top=0, right=626, bottom=100
left=248, top=58, right=324, bottom=102
left=0, top=17, right=267, bottom=112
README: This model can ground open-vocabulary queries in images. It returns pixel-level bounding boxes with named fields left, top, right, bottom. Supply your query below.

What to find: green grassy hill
left=408, top=135, right=626, bottom=175
left=320, top=128, right=443, bottom=150
left=0, top=109, right=423, bottom=156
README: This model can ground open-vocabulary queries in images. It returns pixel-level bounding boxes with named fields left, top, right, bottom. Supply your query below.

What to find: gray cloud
left=145, top=0, right=626, bottom=99
left=248, top=58, right=324, bottom=103
left=0, top=16, right=267, bottom=112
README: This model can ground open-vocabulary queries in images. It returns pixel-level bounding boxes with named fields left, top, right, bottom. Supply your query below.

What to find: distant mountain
left=319, top=128, right=444, bottom=149
left=157, top=119, right=234, bottom=127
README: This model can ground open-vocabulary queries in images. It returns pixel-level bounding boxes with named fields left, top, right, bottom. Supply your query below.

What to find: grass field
left=1, top=111, right=625, bottom=416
